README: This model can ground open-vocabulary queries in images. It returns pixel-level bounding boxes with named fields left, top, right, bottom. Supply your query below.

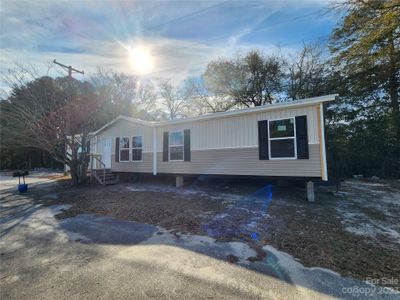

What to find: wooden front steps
left=88, top=169, right=119, bottom=185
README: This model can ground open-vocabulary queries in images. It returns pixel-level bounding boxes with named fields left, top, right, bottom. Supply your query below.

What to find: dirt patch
left=53, top=180, right=400, bottom=285
left=262, top=191, right=400, bottom=282
left=56, top=184, right=227, bottom=235
left=37, top=174, right=68, bottom=180
left=226, top=254, right=239, bottom=263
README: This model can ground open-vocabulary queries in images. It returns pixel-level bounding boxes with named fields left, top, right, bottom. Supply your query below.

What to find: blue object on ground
left=251, top=232, right=259, bottom=240
left=13, top=170, right=29, bottom=192
left=18, top=184, right=28, bottom=193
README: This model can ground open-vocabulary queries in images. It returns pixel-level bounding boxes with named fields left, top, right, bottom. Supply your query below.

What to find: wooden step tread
left=104, top=179, right=119, bottom=185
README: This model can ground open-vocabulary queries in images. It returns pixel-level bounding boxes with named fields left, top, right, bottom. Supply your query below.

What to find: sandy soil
left=53, top=178, right=400, bottom=285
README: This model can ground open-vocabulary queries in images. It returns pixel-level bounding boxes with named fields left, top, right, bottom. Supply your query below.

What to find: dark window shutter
left=163, top=132, right=169, bottom=162
left=258, top=120, right=269, bottom=160
left=295, top=116, right=309, bottom=159
left=184, top=129, right=191, bottom=161
left=115, top=137, right=120, bottom=162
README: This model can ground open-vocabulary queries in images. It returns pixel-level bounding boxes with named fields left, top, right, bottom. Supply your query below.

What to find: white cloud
left=0, top=0, right=335, bottom=91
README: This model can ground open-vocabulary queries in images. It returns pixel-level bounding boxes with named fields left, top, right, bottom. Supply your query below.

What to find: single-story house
left=86, top=94, right=337, bottom=193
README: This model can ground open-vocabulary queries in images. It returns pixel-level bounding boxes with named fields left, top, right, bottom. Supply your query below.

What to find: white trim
left=269, top=157, right=297, bottom=161
left=119, top=136, right=130, bottom=162
left=100, top=137, right=112, bottom=168
left=153, top=127, right=157, bottom=175
left=319, top=104, right=328, bottom=181
left=268, top=136, right=295, bottom=141
left=131, top=135, right=143, bottom=162
left=268, top=117, right=297, bottom=160
left=166, top=144, right=319, bottom=152
left=169, top=130, right=184, bottom=162
left=92, top=115, right=152, bottom=135
left=157, top=94, right=338, bottom=126
left=90, top=95, right=338, bottom=135
left=191, top=145, right=259, bottom=151
left=94, top=136, right=98, bottom=154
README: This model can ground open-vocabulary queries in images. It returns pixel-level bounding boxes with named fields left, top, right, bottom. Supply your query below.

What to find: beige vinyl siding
left=90, top=103, right=323, bottom=177
left=111, top=153, right=153, bottom=173
left=96, top=119, right=153, bottom=154
left=156, top=144, right=321, bottom=177
left=156, top=105, right=319, bottom=151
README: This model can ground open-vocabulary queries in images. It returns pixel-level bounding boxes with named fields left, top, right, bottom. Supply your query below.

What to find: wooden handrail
left=88, top=154, right=106, bottom=185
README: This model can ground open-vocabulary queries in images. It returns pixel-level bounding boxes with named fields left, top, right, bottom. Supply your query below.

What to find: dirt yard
left=53, top=178, right=400, bottom=286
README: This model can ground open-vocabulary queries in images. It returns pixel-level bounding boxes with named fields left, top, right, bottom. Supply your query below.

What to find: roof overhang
left=90, top=115, right=154, bottom=136
left=158, top=94, right=338, bottom=126
left=90, top=94, right=338, bottom=135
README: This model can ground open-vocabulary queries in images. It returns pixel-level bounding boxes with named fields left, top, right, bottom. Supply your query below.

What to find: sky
left=0, top=0, right=338, bottom=91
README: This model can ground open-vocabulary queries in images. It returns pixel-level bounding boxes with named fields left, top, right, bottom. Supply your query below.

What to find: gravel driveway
left=1, top=175, right=399, bottom=299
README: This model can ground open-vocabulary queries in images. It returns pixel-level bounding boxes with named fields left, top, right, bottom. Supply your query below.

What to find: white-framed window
left=169, top=130, right=184, bottom=161
left=132, top=136, right=143, bottom=162
left=268, top=118, right=297, bottom=159
left=119, top=137, right=130, bottom=162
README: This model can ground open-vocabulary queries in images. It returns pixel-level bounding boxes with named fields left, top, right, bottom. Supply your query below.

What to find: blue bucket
left=18, top=184, right=28, bottom=193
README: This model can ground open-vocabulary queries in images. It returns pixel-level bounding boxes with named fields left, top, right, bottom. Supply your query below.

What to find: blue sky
left=1, top=0, right=338, bottom=87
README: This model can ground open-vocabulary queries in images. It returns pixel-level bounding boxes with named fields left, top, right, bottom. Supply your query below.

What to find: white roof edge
left=90, top=115, right=154, bottom=135
left=90, top=94, right=338, bottom=134
left=157, top=94, right=338, bottom=126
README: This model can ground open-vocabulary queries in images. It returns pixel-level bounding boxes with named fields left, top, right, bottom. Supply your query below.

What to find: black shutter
left=295, top=116, right=309, bottom=159
left=115, top=137, right=120, bottom=162
left=184, top=129, right=191, bottom=161
left=163, top=132, right=169, bottom=162
left=258, top=120, right=269, bottom=160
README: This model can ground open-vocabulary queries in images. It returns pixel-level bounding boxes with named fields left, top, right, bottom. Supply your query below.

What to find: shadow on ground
left=1, top=178, right=399, bottom=299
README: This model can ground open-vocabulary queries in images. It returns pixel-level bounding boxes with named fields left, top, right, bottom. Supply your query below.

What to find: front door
left=101, top=138, right=111, bottom=168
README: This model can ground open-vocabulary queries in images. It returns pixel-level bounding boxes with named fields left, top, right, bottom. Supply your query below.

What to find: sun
left=128, top=46, right=154, bottom=75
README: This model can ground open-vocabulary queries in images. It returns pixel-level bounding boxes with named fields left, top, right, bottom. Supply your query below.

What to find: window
left=119, top=137, right=130, bottom=162
left=268, top=118, right=296, bottom=159
left=132, top=136, right=142, bottom=161
left=169, top=131, right=184, bottom=161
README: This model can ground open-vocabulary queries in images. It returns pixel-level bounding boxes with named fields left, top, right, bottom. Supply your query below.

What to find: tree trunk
left=388, top=33, right=400, bottom=142
left=69, top=158, right=89, bottom=185
left=388, top=72, right=399, bottom=140
left=68, top=146, right=89, bottom=185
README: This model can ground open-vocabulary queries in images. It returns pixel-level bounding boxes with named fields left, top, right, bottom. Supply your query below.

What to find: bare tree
left=2, top=66, right=102, bottom=185
left=203, top=50, right=285, bottom=107
left=158, top=80, right=188, bottom=120
left=90, top=68, right=138, bottom=117
left=135, top=80, right=157, bottom=113
left=90, top=68, right=158, bottom=121
left=182, top=78, right=237, bottom=114
left=286, top=43, right=328, bottom=100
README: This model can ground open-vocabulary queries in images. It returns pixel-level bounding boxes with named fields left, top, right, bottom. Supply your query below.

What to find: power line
left=95, top=3, right=327, bottom=75
left=134, top=1, right=229, bottom=36
left=137, top=0, right=302, bottom=37
left=141, top=6, right=328, bottom=77
left=147, top=8, right=326, bottom=60
left=97, top=4, right=329, bottom=78
left=143, top=34, right=330, bottom=78
left=184, top=9, right=325, bottom=46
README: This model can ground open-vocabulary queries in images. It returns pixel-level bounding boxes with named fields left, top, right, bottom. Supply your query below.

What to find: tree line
left=0, top=0, right=399, bottom=183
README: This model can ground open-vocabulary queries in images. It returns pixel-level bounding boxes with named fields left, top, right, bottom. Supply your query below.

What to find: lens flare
left=128, top=45, right=154, bottom=75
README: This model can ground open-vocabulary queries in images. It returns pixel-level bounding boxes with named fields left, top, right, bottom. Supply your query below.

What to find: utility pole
left=53, top=59, right=84, bottom=78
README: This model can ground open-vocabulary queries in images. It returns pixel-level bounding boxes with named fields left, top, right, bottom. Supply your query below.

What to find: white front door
left=101, top=138, right=112, bottom=168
